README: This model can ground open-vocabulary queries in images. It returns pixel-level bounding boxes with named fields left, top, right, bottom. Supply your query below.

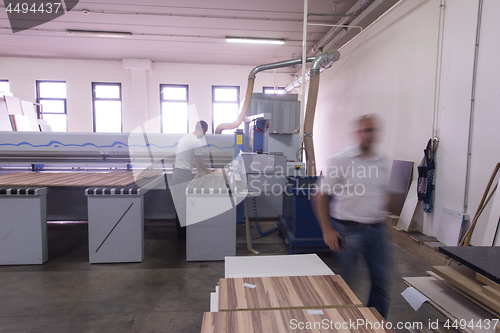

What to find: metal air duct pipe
left=302, top=50, right=340, bottom=176
left=214, top=57, right=316, bottom=134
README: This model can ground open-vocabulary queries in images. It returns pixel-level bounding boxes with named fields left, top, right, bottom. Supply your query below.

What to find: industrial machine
left=278, top=176, right=329, bottom=254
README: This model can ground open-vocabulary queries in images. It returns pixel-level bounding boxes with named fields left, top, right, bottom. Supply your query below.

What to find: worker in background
left=171, top=120, right=211, bottom=237
left=312, top=114, right=392, bottom=319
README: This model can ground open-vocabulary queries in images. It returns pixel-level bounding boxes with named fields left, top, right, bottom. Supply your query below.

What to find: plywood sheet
left=432, top=265, right=500, bottom=314
left=0, top=170, right=162, bottom=187
left=10, top=114, right=39, bottom=131
left=4, top=96, right=23, bottom=115
left=403, top=276, right=497, bottom=333
left=397, top=180, right=419, bottom=231
left=0, top=100, right=13, bottom=131
left=387, top=160, right=414, bottom=216
left=438, top=208, right=463, bottom=246
left=224, top=254, right=334, bottom=278
left=20, top=100, right=36, bottom=118
left=477, top=273, right=500, bottom=293
left=201, top=307, right=395, bottom=333
left=218, top=275, right=362, bottom=311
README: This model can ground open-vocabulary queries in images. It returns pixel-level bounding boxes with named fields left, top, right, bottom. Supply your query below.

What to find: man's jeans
left=331, top=218, right=392, bottom=319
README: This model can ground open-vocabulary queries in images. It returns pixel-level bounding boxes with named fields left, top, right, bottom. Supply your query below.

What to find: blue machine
left=278, top=176, right=330, bottom=254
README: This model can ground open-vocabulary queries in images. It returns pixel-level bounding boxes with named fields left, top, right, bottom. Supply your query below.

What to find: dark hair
left=195, top=120, right=208, bottom=132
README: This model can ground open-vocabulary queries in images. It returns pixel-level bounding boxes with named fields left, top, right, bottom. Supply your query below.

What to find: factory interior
left=1, top=0, right=500, bottom=332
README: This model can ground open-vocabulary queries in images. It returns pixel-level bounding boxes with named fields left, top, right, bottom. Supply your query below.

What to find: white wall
left=0, top=57, right=291, bottom=133
left=312, top=0, right=500, bottom=245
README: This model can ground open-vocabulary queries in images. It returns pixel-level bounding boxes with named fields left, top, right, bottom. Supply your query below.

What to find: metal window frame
left=35, top=80, right=68, bottom=130
left=159, top=83, right=189, bottom=134
left=211, top=85, right=240, bottom=134
left=263, top=86, right=285, bottom=94
left=92, top=82, right=123, bottom=133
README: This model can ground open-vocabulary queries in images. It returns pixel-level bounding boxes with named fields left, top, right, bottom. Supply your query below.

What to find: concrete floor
left=0, top=220, right=445, bottom=333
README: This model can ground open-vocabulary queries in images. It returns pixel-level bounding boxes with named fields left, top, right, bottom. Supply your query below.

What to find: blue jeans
left=331, top=218, right=392, bottom=319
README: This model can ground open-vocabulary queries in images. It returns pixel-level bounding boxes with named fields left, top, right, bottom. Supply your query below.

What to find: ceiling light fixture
left=67, top=30, right=132, bottom=38
left=225, top=37, right=285, bottom=45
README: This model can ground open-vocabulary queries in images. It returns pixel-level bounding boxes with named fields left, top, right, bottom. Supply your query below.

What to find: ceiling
left=0, top=0, right=398, bottom=68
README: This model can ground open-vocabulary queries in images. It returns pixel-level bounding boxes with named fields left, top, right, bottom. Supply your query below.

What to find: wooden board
left=201, top=307, right=395, bottom=333
left=477, top=273, right=500, bottom=292
left=427, top=271, right=500, bottom=319
left=396, top=180, right=419, bottom=231
left=4, top=96, right=23, bottom=115
left=0, top=170, right=162, bottom=187
left=387, top=160, right=414, bottom=216
left=496, top=324, right=500, bottom=333
left=432, top=265, right=500, bottom=314
left=9, top=114, right=39, bottom=131
left=218, top=275, right=362, bottom=312
left=423, top=241, right=445, bottom=251
left=410, top=235, right=438, bottom=243
left=403, top=276, right=498, bottom=333
left=20, top=100, right=36, bottom=118
left=0, top=100, right=13, bottom=131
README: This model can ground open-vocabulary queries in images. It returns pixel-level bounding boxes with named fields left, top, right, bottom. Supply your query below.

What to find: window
left=263, top=87, right=285, bottom=94
left=92, top=82, right=122, bottom=133
left=36, top=80, right=67, bottom=132
left=160, top=84, right=188, bottom=134
left=0, top=80, right=10, bottom=97
left=212, top=86, right=240, bottom=133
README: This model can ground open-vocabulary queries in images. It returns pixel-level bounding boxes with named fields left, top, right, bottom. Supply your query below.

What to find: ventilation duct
left=214, top=57, right=316, bottom=134
left=302, top=50, right=340, bottom=176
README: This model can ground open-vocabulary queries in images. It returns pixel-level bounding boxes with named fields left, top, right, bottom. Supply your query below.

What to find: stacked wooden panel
left=432, top=265, right=500, bottom=317
left=202, top=307, right=391, bottom=333
left=201, top=274, right=396, bottom=333
left=218, top=275, right=362, bottom=312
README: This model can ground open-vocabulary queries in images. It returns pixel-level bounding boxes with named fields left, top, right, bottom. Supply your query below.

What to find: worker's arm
left=311, top=192, right=341, bottom=251
left=193, top=155, right=211, bottom=174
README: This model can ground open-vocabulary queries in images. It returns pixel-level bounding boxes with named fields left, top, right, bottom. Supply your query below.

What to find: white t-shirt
left=318, top=145, right=389, bottom=223
left=174, top=133, right=203, bottom=170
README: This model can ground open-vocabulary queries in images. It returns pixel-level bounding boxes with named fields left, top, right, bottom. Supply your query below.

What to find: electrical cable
left=251, top=196, right=279, bottom=237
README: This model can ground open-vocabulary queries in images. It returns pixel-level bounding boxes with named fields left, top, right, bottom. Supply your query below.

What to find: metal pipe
left=299, top=0, right=308, bottom=160
left=215, top=56, right=316, bottom=134
left=463, top=0, right=484, bottom=214
left=285, top=50, right=340, bottom=93
left=307, top=23, right=362, bottom=31
left=249, top=57, right=316, bottom=79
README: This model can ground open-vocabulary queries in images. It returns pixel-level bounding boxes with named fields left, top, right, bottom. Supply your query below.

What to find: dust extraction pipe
left=303, top=50, right=340, bottom=176
left=215, top=57, right=316, bottom=134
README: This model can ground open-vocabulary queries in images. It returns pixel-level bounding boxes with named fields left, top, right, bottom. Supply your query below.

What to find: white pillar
left=123, top=59, right=152, bottom=132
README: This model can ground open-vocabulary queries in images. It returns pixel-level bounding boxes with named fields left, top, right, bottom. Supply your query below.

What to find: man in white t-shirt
left=171, top=121, right=211, bottom=235
left=312, top=114, right=392, bottom=319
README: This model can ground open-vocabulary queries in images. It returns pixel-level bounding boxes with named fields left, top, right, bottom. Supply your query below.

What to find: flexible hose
left=252, top=197, right=279, bottom=237
left=303, top=72, right=320, bottom=176
left=215, top=78, right=255, bottom=134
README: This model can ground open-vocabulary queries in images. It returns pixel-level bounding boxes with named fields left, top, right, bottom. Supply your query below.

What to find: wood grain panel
left=477, top=273, right=500, bottom=293
left=482, top=286, right=500, bottom=303
left=0, top=170, right=161, bottom=187
left=201, top=307, right=394, bottom=333
left=218, top=275, right=362, bottom=311
left=432, top=265, right=500, bottom=314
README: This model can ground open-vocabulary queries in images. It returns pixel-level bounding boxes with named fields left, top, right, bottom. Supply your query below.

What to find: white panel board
left=224, top=254, right=334, bottom=278
left=438, top=208, right=463, bottom=246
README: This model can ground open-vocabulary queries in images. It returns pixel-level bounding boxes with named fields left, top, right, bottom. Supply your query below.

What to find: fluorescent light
left=225, top=37, right=285, bottom=45
left=67, top=30, right=132, bottom=38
